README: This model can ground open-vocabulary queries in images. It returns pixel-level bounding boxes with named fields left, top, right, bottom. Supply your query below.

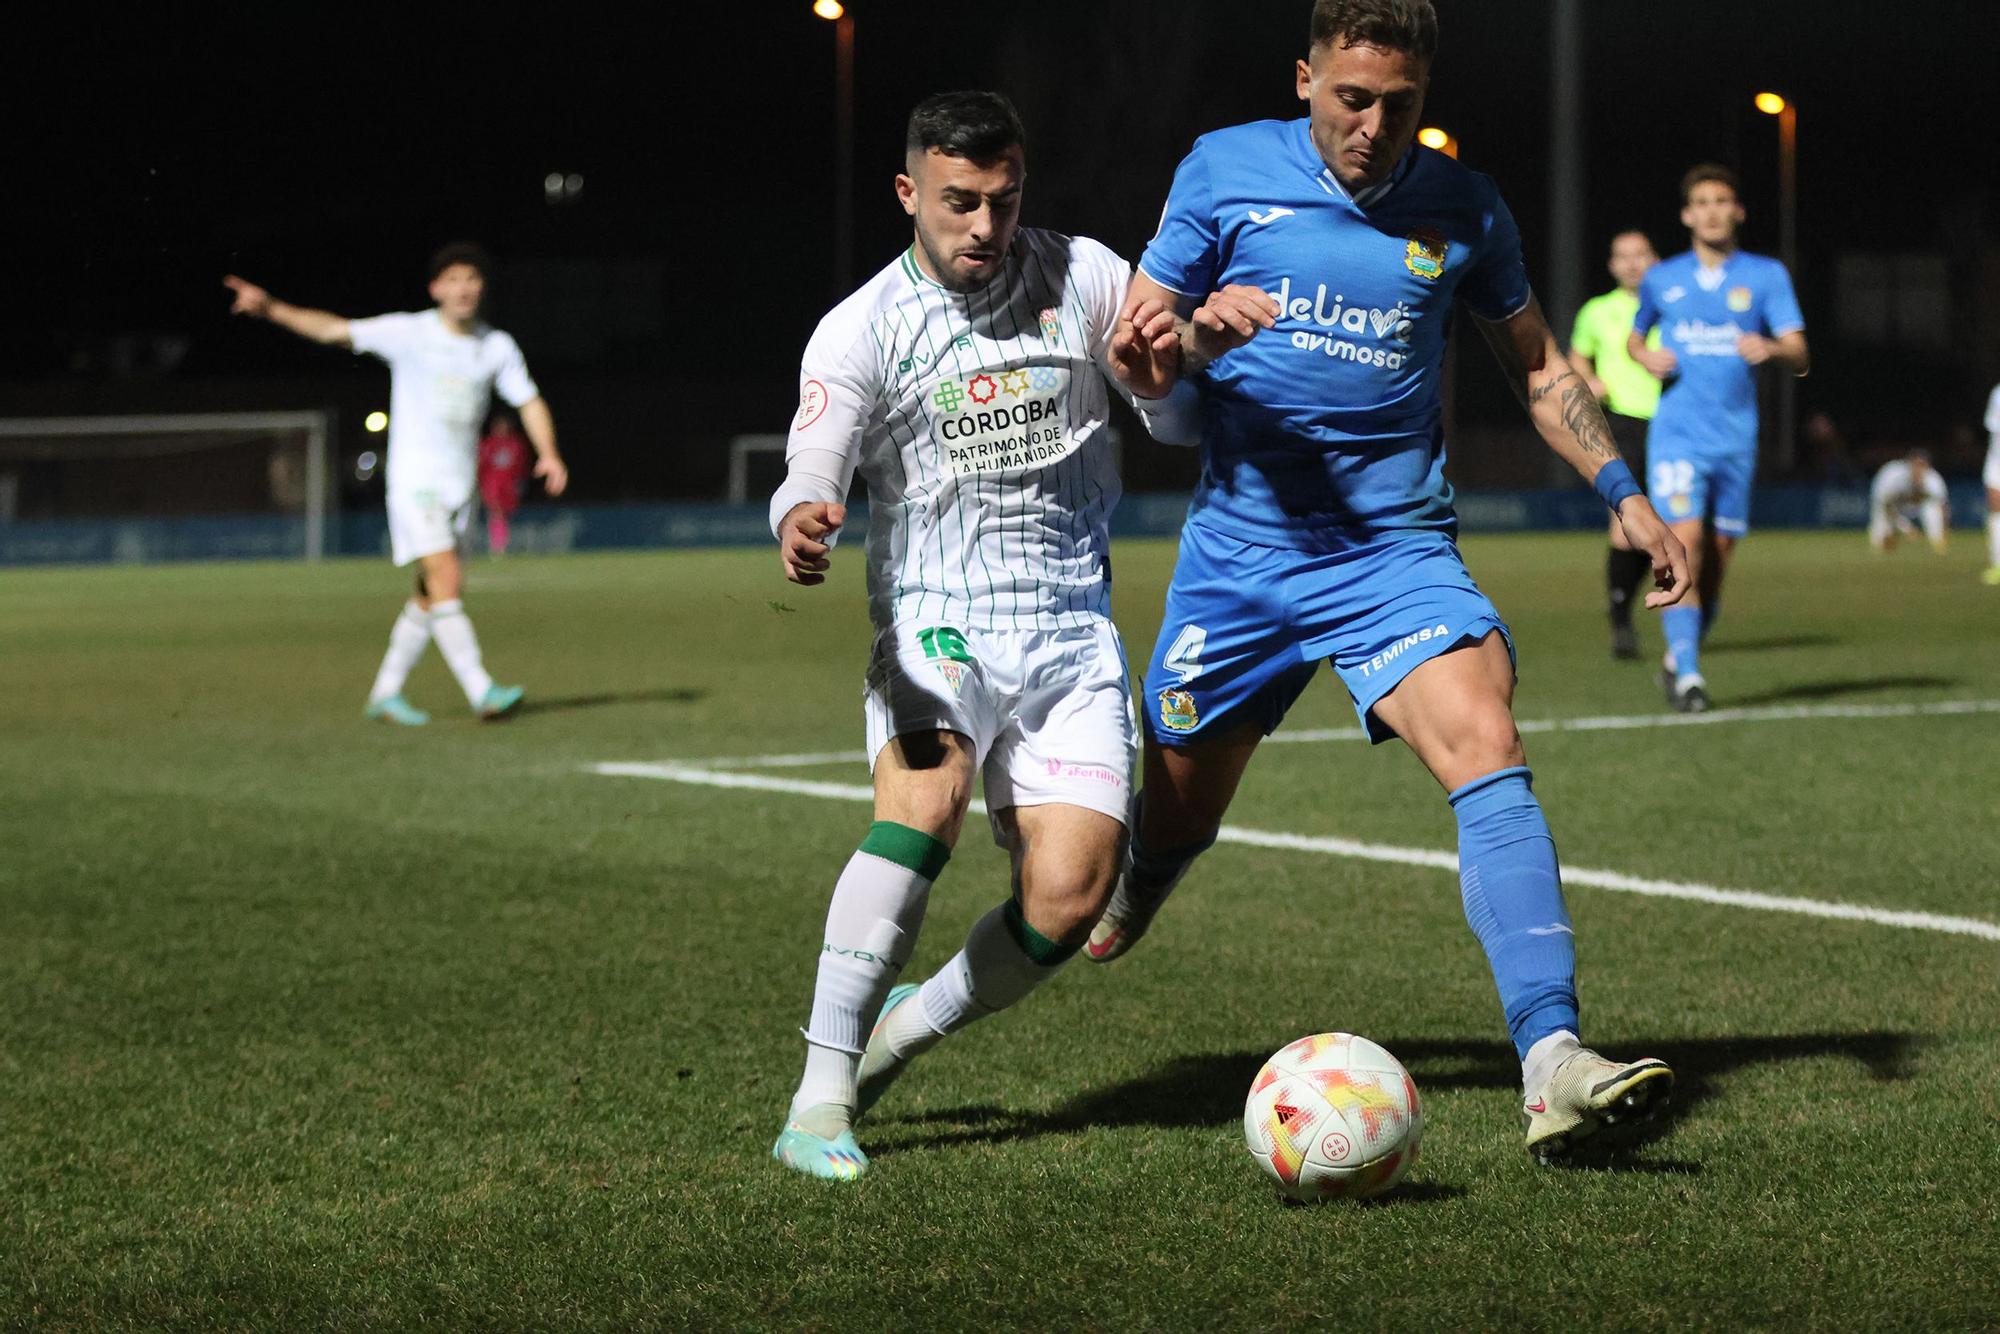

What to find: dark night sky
left=15, top=1, right=2000, bottom=481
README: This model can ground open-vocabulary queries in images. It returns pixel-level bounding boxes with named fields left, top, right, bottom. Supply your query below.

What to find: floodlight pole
left=1547, top=0, right=1585, bottom=484
left=834, top=11, right=855, bottom=295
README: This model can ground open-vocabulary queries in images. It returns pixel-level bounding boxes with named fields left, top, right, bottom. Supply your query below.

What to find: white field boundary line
left=691, top=699, right=2000, bottom=768
left=588, top=761, right=2000, bottom=944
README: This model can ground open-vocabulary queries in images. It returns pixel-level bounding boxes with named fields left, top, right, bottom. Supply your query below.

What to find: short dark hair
left=905, top=91, right=1025, bottom=161
left=427, top=241, right=494, bottom=282
left=1310, top=0, right=1438, bottom=64
left=1679, top=163, right=1740, bottom=206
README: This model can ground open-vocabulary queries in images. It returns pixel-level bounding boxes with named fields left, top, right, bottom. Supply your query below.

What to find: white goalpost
left=0, top=410, right=336, bottom=562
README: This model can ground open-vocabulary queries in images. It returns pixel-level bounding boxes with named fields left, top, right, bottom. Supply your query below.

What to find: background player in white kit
left=1983, top=383, right=2000, bottom=584
left=1867, top=450, right=1948, bottom=555
left=224, top=244, right=569, bottom=723
left=767, top=91, right=1187, bottom=1180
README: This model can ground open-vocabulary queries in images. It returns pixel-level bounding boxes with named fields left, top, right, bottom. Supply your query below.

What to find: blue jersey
left=1632, top=250, right=1803, bottom=459
left=1140, top=119, right=1532, bottom=551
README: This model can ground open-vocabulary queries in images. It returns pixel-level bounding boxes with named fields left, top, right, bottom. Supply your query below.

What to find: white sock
left=1523, top=1029, right=1581, bottom=1094
left=426, top=599, right=495, bottom=705
left=900, top=903, right=1065, bottom=1052
left=789, top=832, right=946, bottom=1122
left=1987, top=514, right=2000, bottom=567
left=368, top=601, right=432, bottom=703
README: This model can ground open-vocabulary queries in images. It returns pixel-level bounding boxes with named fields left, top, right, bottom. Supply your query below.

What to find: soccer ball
left=1243, top=1032, right=1422, bottom=1203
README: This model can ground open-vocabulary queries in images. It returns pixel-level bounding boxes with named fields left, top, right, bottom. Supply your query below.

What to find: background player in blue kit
left=1084, top=0, right=1693, bottom=1163
left=1629, top=164, right=1810, bottom=712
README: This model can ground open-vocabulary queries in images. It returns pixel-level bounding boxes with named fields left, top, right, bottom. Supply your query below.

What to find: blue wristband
left=1594, top=459, right=1642, bottom=512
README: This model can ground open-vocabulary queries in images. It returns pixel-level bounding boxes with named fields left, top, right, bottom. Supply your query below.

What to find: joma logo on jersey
left=1356, top=623, right=1452, bottom=677
left=1404, top=228, right=1448, bottom=280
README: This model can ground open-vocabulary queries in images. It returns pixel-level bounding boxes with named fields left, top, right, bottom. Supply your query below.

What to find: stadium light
left=813, top=0, right=843, bottom=18
left=365, top=411, right=388, bottom=433
left=1754, top=92, right=1787, bottom=116
left=1417, top=127, right=1458, bottom=159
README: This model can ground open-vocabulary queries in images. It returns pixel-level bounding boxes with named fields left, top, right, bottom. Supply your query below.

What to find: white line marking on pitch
left=690, top=699, right=2000, bottom=768
left=1270, top=697, right=2000, bottom=745
left=589, top=762, right=2000, bottom=943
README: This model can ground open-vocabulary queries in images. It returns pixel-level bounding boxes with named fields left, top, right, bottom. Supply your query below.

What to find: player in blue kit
left=1628, top=164, right=1810, bottom=712
left=1083, top=0, right=1692, bottom=1163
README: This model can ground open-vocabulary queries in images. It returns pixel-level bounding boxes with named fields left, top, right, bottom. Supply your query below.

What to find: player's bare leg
left=775, top=731, right=974, bottom=1180
left=858, top=801, right=1122, bottom=1115
left=1086, top=721, right=1263, bottom=962
left=1373, top=634, right=1671, bottom=1160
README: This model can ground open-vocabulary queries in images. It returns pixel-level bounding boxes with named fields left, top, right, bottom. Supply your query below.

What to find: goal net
left=0, top=411, right=335, bottom=564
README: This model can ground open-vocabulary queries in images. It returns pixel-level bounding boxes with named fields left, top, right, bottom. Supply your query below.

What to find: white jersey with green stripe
left=784, top=228, right=1131, bottom=632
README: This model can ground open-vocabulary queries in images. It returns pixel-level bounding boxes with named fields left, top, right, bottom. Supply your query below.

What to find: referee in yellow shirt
left=1569, top=230, right=1662, bottom=659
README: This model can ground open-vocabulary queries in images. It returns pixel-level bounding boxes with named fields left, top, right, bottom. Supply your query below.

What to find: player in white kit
left=768, top=91, right=1190, bottom=1180
left=1982, top=383, right=2000, bottom=584
left=1867, top=450, right=1948, bottom=554
left=224, top=244, right=569, bottom=723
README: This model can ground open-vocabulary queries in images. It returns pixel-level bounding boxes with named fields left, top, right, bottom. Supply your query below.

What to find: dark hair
left=1679, top=163, right=1740, bottom=206
left=905, top=90, right=1025, bottom=161
left=1310, top=0, right=1438, bottom=64
left=428, top=241, right=494, bottom=282
left=1609, top=228, right=1655, bottom=250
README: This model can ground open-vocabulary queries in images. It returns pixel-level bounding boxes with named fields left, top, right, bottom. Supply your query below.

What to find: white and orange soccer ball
left=1243, top=1032, right=1422, bottom=1203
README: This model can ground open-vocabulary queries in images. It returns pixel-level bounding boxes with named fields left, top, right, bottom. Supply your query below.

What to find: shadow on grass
left=872, top=1030, right=1920, bottom=1177
left=1724, top=676, right=1956, bottom=706
left=516, top=687, right=705, bottom=716
left=1704, top=634, right=1840, bottom=655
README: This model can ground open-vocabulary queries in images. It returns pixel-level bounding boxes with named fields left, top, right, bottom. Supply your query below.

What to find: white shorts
left=863, top=617, right=1137, bottom=844
left=388, top=488, right=475, bottom=567
left=1983, top=436, right=2000, bottom=492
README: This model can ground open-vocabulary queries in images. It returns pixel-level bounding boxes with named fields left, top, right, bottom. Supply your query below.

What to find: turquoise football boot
left=475, top=684, right=525, bottom=719
left=365, top=695, right=430, bottom=726
left=772, top=1113, right=869, bottom=1181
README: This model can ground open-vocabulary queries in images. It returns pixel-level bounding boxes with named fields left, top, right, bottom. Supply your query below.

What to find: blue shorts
left=1142, top=523, right=1513, bottom=746
left=1647, top=450, right=1754, bottom=537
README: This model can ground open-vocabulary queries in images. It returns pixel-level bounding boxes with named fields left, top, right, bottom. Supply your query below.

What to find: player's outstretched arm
left=517, top=396, right=567, bottom=496
left=1481, top=299, right=1690, bottom=606
left=222, top=276, right=351, bottom=347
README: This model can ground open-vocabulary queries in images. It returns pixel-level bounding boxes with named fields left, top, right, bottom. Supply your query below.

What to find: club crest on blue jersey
left=1404, top=228, right=1448, bottom=280
left=1727, top=286, right=1753, bottom=313
left=1159, top=689, right=1199, bottom=732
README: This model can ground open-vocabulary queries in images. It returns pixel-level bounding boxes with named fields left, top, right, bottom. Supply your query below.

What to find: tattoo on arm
left=1527, top=368, right=1619, bottom=461
left=1556, top=378, right=1620, bottom=460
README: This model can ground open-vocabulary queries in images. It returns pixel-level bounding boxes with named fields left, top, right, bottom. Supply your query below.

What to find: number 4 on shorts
left=1164, top=624, right=1206, bottom=683
left=917, top=627, right=973, bottom=663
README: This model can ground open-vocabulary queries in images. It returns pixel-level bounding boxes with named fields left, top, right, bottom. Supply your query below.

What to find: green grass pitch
left=4, top=532, right=1997, bottom=1328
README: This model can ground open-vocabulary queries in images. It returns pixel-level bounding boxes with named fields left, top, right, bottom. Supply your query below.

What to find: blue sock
left=1449, top=767, right=1578, bottom=1061
left=1662, top=605, right=1702, bottom=677
left=1700, top=598, right=1721, bottom=642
